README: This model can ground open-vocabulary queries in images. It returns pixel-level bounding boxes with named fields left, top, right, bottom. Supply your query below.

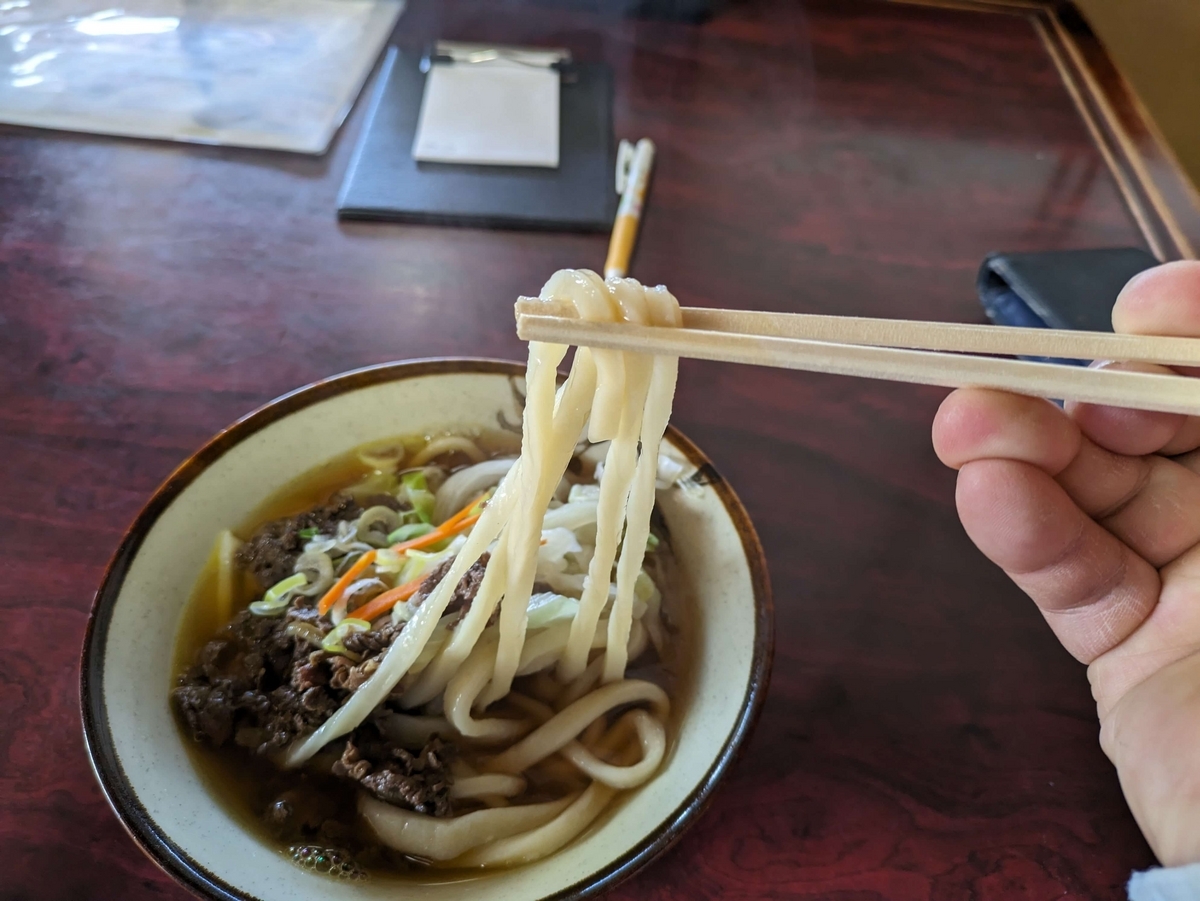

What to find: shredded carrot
left=347, top=572, right=431, bottom=622
left=391, top=513, right=480, bottom=554
left=388, top=494, right=487, bottom=555
left=443, top=491, right=490, bottom=528
left=317, top=549, right=378, bottom=615
left=336, top=493, right=490, bottom=622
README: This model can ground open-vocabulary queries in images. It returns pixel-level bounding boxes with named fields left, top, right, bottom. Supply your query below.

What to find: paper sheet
left=412, top=58, right=560, bottom=168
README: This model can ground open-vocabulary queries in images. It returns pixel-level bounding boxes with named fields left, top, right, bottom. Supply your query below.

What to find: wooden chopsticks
left=514, top=299, right=1200, bottom=416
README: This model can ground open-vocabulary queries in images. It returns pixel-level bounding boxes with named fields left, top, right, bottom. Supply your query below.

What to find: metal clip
left=422, top=41, right=571, bottom=73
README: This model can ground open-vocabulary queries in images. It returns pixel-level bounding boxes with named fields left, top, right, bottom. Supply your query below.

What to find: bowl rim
left=80, top=357, right=774, bottom=901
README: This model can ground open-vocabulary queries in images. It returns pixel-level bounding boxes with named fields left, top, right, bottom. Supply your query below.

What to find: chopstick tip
left=514, top=296, right=580, bottom=322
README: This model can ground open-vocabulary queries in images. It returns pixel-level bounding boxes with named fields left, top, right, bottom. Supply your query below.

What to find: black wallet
left=977, top=247, right=1157, bottom=365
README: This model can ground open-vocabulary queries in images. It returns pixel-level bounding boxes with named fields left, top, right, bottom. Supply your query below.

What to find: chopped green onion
left=645, top=533, right=660, bottom=553
left=249, top=600, right=288, bottom=617
left=249, top=573, right=308, bottom=616
left=401, top=471, right=428, bottom=491
left=321, top=618, right=371, bottom=657
left=298, top=527, right=319, bottom=540
left=357, top=505, right=402, bottom=547
left=373, top=547, right=407, bottom=575
left=401, top=471, right=435, bottom=524
left=266, top=573, right=308, bottom=603
left=398, top=547, right=453, bottom=584
left=387, top=522, right=435, bottom=545
left=336, top=549, right=369, bottom=573
left=413, top=496, right=435, bottom=523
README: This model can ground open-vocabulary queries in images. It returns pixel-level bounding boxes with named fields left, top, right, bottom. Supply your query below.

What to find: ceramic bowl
left=82, top=358, right=773, bottom=901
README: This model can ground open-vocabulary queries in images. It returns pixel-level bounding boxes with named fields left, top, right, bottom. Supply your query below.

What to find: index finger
left=1068, top=261, right=1200, bottom=457
left=1113, top=260, right=1200, bottom=338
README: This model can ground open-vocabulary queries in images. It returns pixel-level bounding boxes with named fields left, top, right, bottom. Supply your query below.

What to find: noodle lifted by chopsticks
left=283, top=270, right=682, bottom=867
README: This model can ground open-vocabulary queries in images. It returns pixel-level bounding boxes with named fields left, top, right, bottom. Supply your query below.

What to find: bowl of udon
left=82, top=272, right=772, bottom=901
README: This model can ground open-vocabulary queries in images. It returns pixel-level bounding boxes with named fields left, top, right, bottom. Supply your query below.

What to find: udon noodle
left=172, top=270, right=684, bottom=873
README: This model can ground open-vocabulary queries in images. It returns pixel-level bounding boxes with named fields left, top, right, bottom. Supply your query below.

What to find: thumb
left=1103, top=650, right=1200, bottom=866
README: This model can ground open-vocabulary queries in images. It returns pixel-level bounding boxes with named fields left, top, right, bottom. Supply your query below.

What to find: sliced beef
left=361, top=763, right=451, bottom=817
left=173, top=609, right=341, bottom=755
left=257, top=683, right=340, bottom=752
left=409, top=552, right=491, bottom=619
left=333, top=619, right=403, bottom=689
left=237, top=494, right=363, bottom=590
left=334, top=738, right=374, bottom=781
left=342, top=624, right=400, bottom=659
left=286, top=604, right=326, bottom=628
left=175, top=533, right=481, bottom=823
left=174, top=682, right=240, bottom=747
left=332, top=730, right=454, bottom=817
left=329, top=655, right=380, bottom=692
left=292, top=650, right=331, bottom=691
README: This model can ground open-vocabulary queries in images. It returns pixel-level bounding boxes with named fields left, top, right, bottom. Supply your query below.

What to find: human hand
left=932, top=260, right=1200, bottom=867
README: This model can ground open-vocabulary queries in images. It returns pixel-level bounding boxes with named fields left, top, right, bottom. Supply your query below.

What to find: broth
left=171, top=428, right=691, bottom=881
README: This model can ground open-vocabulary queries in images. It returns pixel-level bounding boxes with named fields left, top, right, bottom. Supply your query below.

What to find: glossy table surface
left=0, top=0, right=1159, bottom=898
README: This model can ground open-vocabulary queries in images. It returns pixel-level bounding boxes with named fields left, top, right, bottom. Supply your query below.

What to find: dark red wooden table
left=1, top=1, right=1172, bottom=898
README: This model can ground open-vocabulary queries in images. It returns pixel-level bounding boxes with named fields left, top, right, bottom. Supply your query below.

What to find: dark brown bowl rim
left=80, top=357, right=774, bottom=901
